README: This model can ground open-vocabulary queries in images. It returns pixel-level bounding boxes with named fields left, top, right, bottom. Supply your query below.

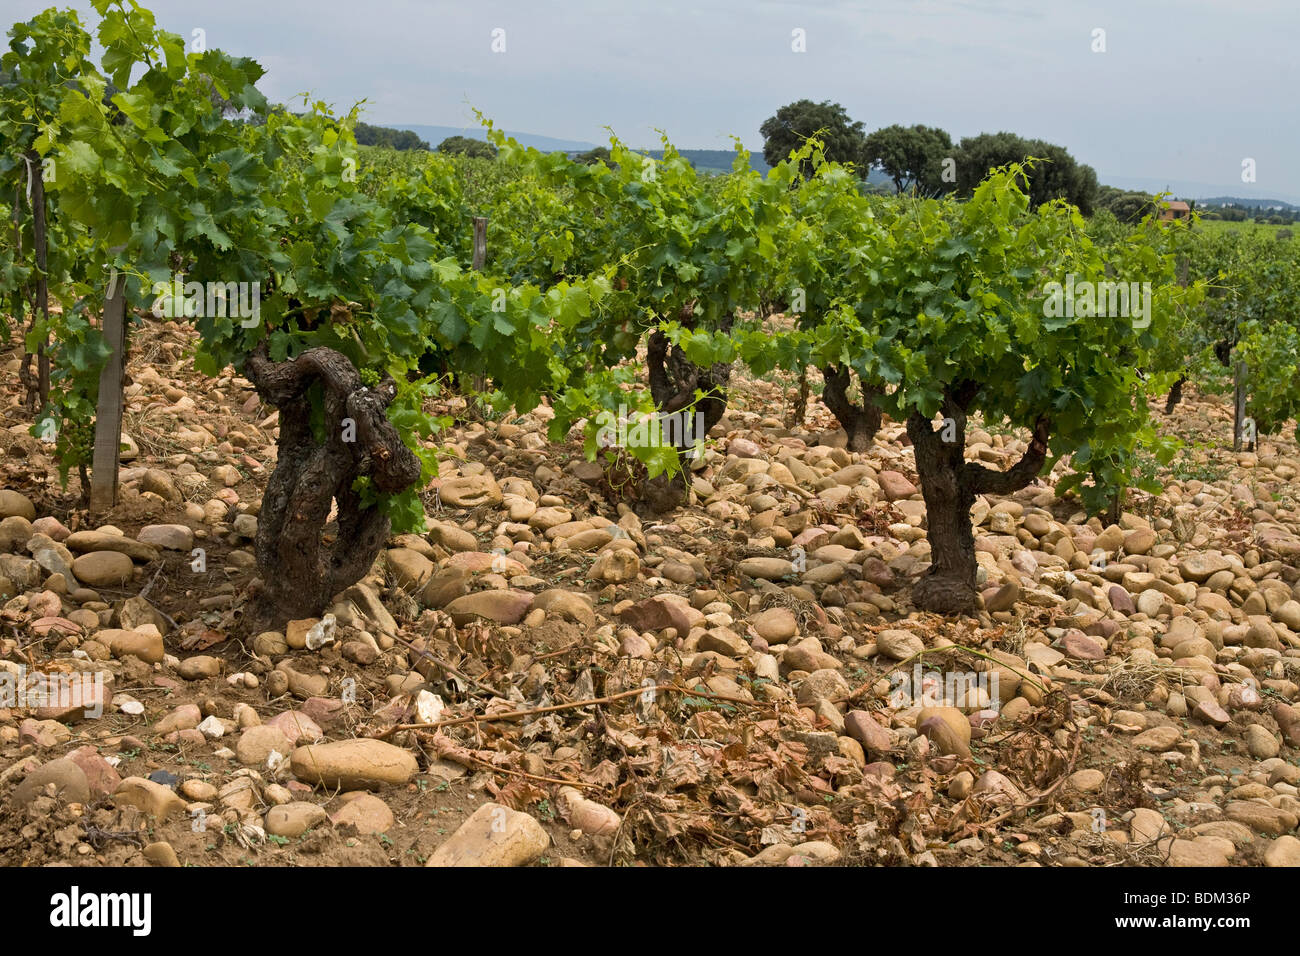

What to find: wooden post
left=1230, top=296, right=1254, bottom=452
left=1233, top=359, right=1251, bottom=452
left=472, top=216, right=487, bottom=270
left=468, top=217, right=489, bottom=405
left=9, top=185, right=22, bottom=370
left=90, top=259, right=128, bottom=513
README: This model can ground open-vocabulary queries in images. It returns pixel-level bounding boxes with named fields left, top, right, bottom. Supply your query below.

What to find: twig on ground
left=376, top=681, right=774, bottom=738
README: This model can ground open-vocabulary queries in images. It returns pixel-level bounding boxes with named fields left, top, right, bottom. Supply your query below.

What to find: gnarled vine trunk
left=1164, top=375, right=1186, bottom=414
left=244, top=346, right=421, bottom=626
left=906, top=383, right=1050, bottom=615
left=789, top=365, right=810, bottom=428
left=820, top=363, right=882, bottom=452
left=18, top=150, right=50, bottom=411
left=646, top=309, right=733, bottom=440
left=642, top=307, right=733, bottom=511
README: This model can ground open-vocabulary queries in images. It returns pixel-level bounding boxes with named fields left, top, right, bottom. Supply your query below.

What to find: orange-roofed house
left=1159, top=200, right=1192, bottom=221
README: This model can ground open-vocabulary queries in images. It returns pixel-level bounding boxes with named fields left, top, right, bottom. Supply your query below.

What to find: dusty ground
left=1, top=317, right=1298, bottom=868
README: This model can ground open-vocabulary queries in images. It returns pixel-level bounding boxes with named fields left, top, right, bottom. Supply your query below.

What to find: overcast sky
left=24, top=0, right=1300, bottom=199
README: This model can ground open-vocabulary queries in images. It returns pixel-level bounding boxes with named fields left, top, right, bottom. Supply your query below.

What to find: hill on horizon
left=1195, top=196, right=1298, bottom=211
left=389, top=124, right=597, bottom=154
left=1100, top=173, right=1300, bottom=207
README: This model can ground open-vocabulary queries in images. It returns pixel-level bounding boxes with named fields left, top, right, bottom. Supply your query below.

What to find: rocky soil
left=1, top=317, right=1299, bottom=868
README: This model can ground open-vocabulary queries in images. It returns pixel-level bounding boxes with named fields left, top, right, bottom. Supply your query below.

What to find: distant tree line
left=435, top=135, right=497, bottom=159
left=1196, top=203, right=1299, bottom=224
left=349, top=122, right=507, bottom=159
left=354, top=121, right=430, bottom=151
left=576, top=146, right=611, bottom=165
left=345, top=112, right=1290, bottom=224
left=760, top=99, right=1099, bottom=213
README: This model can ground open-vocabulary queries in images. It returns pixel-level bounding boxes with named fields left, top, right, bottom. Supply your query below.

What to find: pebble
left=737, top=557, right=795, bottom=580
left=112, top=777, right=187, bottom=819
left=329, top=793, right=395, bottom=834
left=915, top=706, right=972, bottom=757
left=1264, top=835, right=1300, bottom=868
left=1133, top=726, right=1181, bottom=750
left=443, top=590, right=535, bottom=625
left=70, top=551, right=134, bottom=588
left=289, top=739, right=418, bottom=790
left=237, top=725, right=294, bottom=766
left=1244, top=724, right=1279, bottom=759
left=13, top=758, right=90, bottom=807
left=1067, top=769, right=1105, bottom=792
left=143, top=842, right=182, bottom=867
left=137, top=524, right=194, bottom=551
left=426, top=803, right=550, bottom=867
left=266, top=801, right=330, bottom=838
left=0, top=490, right=37, bottom=521
left=877, top=629, right=924, bottom=661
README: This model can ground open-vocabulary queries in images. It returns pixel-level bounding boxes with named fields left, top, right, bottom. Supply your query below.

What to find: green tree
left=1068, top=162, right=1100, bottom=215
left=353, top=121, right=429, bottom=150
left=575, top=146, right=611, bottom=165
left=760, top=99, right=865, bottom=176
left=955, top=132, right=1098, bottom=214
left=1106, top=190, right=1157, bottom=224
left=862, top=124, right=954, bottom=195
left=437, top=135, right=497, bottom=159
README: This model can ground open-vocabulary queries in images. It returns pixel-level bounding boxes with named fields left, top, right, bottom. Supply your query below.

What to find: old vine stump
left=244, top=346, right=421, bottom=626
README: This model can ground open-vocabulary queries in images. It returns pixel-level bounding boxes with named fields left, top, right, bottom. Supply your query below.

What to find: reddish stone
left=66, top=745, right=123, bottom=797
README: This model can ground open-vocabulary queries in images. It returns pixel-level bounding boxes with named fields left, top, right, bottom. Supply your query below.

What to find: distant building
left=1159, top=200, right=1192, bottom=221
